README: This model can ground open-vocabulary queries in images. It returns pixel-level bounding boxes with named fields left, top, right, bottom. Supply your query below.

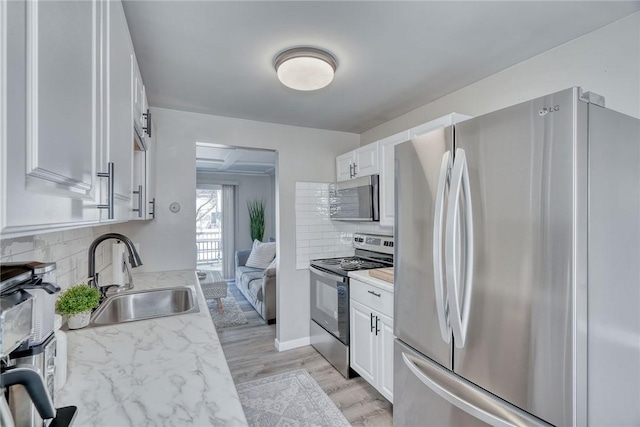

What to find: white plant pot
left=67, top=311, right=91, bottom=329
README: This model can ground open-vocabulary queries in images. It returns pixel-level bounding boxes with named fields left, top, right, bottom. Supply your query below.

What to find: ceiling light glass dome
left=274, top=47, right=337, bottom=91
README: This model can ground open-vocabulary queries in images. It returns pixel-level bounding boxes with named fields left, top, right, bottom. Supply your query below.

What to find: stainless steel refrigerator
left=394, top=87, right=640, bottom=426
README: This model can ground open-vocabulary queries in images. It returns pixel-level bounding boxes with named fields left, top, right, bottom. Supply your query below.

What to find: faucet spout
left=87, top=233, right=143, bottom=289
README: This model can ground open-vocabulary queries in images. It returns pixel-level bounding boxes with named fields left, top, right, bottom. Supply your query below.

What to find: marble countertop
left=348, top=270, right=394, bottom=293
left=56, top=269, right=248, bottom=427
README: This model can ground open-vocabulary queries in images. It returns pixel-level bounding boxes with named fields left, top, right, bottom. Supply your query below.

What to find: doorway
left=196, top=185, right=222, bottom=271
left=195, top=143, right=277, bottom=280
left=196, top=184, right=236, bottom=278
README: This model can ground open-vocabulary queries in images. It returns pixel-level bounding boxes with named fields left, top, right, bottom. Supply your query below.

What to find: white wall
left=115, top=110, right=359, bottom=346
left=197, top=171, right=276, bottom=249
left=361, top=12, right=640, bottom=144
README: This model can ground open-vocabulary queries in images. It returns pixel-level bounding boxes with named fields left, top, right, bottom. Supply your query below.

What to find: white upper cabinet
left=102, top=0, right=134, bottom=221
left=131, top=118, right=156, bottom=220
left=335, top=141, right=379, bottom=182
left=144, top=120, right=157, bottom=220
left=2, top=0, right=102, bottom=236
left=336, top=152, right=355, bottom=182
left=1, top=0, right=153, bottom=237
left=377, top=113, right=472, bottom=228
left=354, top=142, right=379, bottom=178
left=378, top=131, right=410, bottom=227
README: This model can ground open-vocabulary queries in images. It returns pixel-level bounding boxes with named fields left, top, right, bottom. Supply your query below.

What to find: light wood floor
left=217, top=284, right=394, bottom=426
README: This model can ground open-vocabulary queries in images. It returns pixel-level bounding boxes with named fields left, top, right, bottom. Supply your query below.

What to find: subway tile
left=296, top=240, right=309, bottom=248
left=295, top=182, right=310, bottom=190
left=296, top=247, right=311, bottom=255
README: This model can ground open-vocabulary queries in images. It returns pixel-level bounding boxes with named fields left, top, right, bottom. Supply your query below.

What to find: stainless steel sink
left=90, top=287, right=199, bottom=326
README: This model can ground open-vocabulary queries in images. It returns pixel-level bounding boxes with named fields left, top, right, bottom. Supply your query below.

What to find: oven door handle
left=309, top=266, right=347, bottom=283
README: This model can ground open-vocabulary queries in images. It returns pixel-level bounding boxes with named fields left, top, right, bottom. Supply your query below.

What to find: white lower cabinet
left=350, top=279, right=394, bottom=402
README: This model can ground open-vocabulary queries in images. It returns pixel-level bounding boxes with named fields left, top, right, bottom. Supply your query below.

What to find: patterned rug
left=204, top=283, right=248, bottom=329
left=236, top=369, right=350, bottom=427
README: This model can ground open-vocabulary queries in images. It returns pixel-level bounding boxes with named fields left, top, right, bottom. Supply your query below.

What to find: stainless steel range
left=309, top=233, right=393, bottom=378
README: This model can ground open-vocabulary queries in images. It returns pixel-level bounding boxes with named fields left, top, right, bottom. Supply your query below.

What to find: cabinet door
left=336, top=152, right=354, bottom=182
left=102, top=0, right=133, bottom=221
left=353, top=142, right=379, bottom=177
left=350, top=299, right=376, bottom=384
left=378, top=131, right=410, bottom=227
left=144, top=120, right=157, bottom=219
left=377, top=312, right=394, bottom=403
left=2, top=0, right=101, bottom=236
left=133, top=61, right=144, bottom=131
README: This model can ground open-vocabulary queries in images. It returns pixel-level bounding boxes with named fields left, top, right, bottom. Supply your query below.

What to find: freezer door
left=394, top=128, right=453, bottom=369
left=394, top=339, right=551, bottom=427
left=450, top=88, right=581, bottom=426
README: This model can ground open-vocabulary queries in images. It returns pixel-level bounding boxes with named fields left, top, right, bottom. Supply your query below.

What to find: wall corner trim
left=275, top=336, right=311, bottom=352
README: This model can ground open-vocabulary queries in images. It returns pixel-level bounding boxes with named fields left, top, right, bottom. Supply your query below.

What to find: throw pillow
left=245, top=240, right=276, bottom=269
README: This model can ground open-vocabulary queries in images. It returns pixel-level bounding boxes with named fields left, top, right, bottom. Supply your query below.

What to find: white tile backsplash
left=1, top=225, right=114, bottom=290
left=295, top=180, right=394, bottom=270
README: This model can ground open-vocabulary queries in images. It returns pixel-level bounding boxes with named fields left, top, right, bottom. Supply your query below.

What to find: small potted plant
left=56, top=284, right=101, bottom=329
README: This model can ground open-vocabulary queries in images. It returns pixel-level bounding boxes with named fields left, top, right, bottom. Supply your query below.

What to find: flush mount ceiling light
left=274, top=47, right=337, bottom=91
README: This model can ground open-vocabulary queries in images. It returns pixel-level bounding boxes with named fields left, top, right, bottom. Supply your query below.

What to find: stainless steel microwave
left=329, top=175, right=379, bottom=221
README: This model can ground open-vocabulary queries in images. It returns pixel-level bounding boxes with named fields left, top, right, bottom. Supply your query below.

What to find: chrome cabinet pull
left=97, top=162, right=114, bottom=219
left=375, top=316, right=380, bottom=336
left=367, top=290, right=381, bottom=297
left=132, top=185, right=143, bottom=218
left=142, top=109, right=151, bottom=137
left=149, top=197, right=156, bottom=218
left=370, top=312, right=375, bottom=333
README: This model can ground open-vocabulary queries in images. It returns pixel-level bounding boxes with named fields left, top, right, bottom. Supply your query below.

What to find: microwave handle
left=309, top=266, right=347, bottom=283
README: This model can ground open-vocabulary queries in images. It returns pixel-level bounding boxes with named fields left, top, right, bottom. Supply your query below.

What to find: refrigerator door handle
left=401, top=352, right=550, bottom=427
left=445, top=148, right=474, bottom=348
left=433, top=151, right=452, bottom=343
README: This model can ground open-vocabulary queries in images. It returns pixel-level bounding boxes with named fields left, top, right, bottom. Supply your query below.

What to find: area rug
left=204, top=284, right=248, bottom=329
left=236, top=369, right=350, bottom=427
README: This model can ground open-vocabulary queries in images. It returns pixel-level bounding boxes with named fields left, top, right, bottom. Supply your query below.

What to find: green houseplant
left=56, top=284, right=100, bottom=329
left=247, top=199, right=266, bottom=242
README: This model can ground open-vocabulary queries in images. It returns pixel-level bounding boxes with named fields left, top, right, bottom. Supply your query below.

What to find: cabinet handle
left=149, top=198, right=156, bottom=218
left=349, top=163, right=354, bottom=179
left=370, top=312, right=375, bottom=333
left=142, top=109, right=151, bottom=137
left=375, top=316, right=380, bottom=336
left=353, top=162, right=358, bottom=177
left=132, top=185, right=143, bottom=218
left=368, top=290, right=381, bottom=297
left=97, top=162, right=114, bottom=219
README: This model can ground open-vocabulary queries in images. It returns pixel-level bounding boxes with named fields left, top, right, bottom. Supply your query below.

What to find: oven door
left=309, top=266, right=349, bottom=345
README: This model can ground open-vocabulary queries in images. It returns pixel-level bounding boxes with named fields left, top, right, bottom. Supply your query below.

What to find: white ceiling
left=123, top=1, right=640, bottom=134
left=196, top=144, right=276, bottom=175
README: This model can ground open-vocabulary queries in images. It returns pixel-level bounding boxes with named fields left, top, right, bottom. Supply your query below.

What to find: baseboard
left=275, top=336, right=311, bottom=352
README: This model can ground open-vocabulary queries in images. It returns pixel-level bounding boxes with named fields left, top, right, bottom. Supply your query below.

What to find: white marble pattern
left=56, top=270, right=248, bottom=426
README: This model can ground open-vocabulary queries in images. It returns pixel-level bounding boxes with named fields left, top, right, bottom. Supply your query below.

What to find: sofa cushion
left=248, top=279, right=264, bottom=301
left=245, top=240, right=276, bottom=269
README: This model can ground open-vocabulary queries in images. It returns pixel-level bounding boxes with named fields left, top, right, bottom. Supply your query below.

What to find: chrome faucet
left=87, top=233, right=143, bottom=296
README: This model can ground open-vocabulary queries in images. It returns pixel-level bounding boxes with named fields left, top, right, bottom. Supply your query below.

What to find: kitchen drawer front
left=350, top=279, right=393, bottom=318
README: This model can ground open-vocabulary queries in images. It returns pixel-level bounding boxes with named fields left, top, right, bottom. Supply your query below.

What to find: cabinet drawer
left=350, top=279, right=393, bottom=318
